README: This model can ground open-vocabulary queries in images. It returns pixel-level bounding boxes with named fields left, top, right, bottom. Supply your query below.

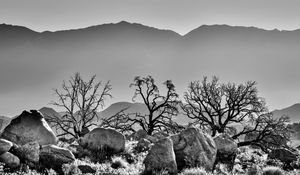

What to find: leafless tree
left=101, top=76, right=181, bottom=135
left=129, top=76, right=181, bottom=135
left=49, top=72, right=111, bottom=139
left=235, top=114, right=290, bottom=152
left=182, top=76, right=290, bottom=151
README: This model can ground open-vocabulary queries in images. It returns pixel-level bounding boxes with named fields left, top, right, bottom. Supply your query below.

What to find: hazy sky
left=1, top=0, right=300, bottom=116
left=1, top=0, right=300, bottom=35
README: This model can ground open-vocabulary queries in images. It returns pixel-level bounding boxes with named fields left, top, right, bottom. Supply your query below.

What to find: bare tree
left=102, top=76, right=181, bottom=135
left=235, top=114, right=290, bottom=152
left=49, top=72, right=112, bottom=139
left=182, top=76, right=290, bottom=151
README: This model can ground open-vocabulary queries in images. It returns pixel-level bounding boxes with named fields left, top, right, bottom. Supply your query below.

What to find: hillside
left=272, top=103, right=300, bottom=123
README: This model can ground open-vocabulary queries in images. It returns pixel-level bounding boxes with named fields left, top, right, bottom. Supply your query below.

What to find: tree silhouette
left=182, top=76, right=290, bottom=151
left=101, top=76, right=182, bottom=135
left=49, top=72, right=111, bottom=139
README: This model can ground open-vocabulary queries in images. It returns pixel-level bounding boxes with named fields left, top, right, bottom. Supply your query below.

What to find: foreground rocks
left=0, top=152, right=20, bottom=169
left=0, top=139, right=13, bottom=155
left=0, top=110, right=75, bottom=173
left=170, top=127, right=217, bottom=171
left=39, top=144, right=75, bottom=173
left=213, top=133, right=238, bottom=170
left=144, top=138, right=177, bottom=175
left=1, top=110, right=57, bottom=145
left=79, top=128, right=125, bottom=154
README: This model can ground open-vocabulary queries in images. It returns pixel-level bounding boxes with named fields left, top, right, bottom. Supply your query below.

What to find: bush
left=247, top=165, right=259, bottom=175
left=111, top=156, right=128, bottom=169
left=262, top=166, right=283, bottom=175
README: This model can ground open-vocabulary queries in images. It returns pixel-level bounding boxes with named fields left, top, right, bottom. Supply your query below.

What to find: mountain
left=272, top=103, right=300, bottom=123
left=2, top=21, right=300, bottom=116
left=39, top=107, right=62, bottom=120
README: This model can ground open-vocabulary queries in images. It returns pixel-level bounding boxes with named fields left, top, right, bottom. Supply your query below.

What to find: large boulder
left=144, top=138, right=177, bottom=175
left=213, top=133, right=238, bottom=170
left=269, top=148, right=297, bottom=164
left=0, top=139, right=13, bottom=155
left=1, top=110, right=57, bottom=145
left=0, top=152, right=20, bottom=169
left=79, top=128, right=125, bottom=153
left=170, top=127, right=217, bottom=171
left=39, top=144, right=75, bottom=173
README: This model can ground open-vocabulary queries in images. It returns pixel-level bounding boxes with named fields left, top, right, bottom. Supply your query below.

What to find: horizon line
left=1, top=20, right=300, bottom=36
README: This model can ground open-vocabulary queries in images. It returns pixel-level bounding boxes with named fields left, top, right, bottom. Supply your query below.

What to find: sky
left=1, top=0, right=300, bottom=35
left=1, top=0, right=300, bottom=116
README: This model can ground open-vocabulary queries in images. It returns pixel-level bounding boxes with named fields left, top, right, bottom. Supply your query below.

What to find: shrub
left=62, top=163, right=81, bottom=175
left=262, top=166, right=283, bottom=175
left=247, top=165, right=259, bottom=175
left=111, top=156, right=128, bottom=169
left=180, top=167, right=208, bottom=175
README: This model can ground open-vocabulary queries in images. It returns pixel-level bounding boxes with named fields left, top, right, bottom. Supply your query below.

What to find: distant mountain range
left=1, top=21, right=300, bottom=114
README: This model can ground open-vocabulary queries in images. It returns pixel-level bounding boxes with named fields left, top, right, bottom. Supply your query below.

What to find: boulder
left=39, top=144, right=75, bottom=173
left=144, top=138, right=177, bottom=175
left=1, top=110, right=57, bottom=145
left=269, top=148, right=297, bottom=164
left=214, top=133, right=237, bottom=155
left=79, top=128, right=125, bottom=153
left=136, top=138, right=152, bottom=153
left=170, top=127, right=217, bottom=171
left=0, top=139, right=13, bottom=155
left=0, top=152, right=20, bottom=169
left=213, top=133, right=238, bottom=170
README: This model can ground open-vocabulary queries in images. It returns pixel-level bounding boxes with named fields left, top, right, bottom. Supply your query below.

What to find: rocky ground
left=0, top=110, right=300, bottom=175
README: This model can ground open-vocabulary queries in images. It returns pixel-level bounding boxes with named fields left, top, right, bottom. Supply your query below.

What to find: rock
left=39, top=144, right=75, bottom=173
left=144, top=138, right=177, bottom=175
left=213, top=133, right=238, bottom=170
left=134, top=129, right=148, bottom=140
left=170, top=127, right=217, bottom=171
left=269, top=148, right=297, bottom=164
left=79, top=128, right=125, bottom=153
left=136, top=138, right=152, bottom=153
left=10, top=141, right=40, bottom=167
left=214, top=133, right=237, bottom=155
left=0, top=139, right=13, bottom=155
left=1, top=110, right=57, bottom=145
left=0, top=152, right=20, bottom=169
left=77, top=165, right=96, bottom=174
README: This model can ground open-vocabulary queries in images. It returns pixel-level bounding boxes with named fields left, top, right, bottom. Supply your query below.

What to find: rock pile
left=0, top=110, right=75, bottom=173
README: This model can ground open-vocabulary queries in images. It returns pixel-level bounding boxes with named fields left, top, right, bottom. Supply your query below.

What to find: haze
left=1, top=0, right=300, bottom=116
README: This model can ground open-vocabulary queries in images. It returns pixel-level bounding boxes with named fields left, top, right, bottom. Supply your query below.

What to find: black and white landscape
left=1, top=0, right=300, bottom=175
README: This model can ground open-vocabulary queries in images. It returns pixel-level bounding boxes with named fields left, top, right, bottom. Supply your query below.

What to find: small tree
left=49, top=72, right=111, bottom=139
left=129, top=76, right=181, bottom=135
left=101, top=76, right=181, bottom=135
left=182, top=76, right=290, bottom=151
